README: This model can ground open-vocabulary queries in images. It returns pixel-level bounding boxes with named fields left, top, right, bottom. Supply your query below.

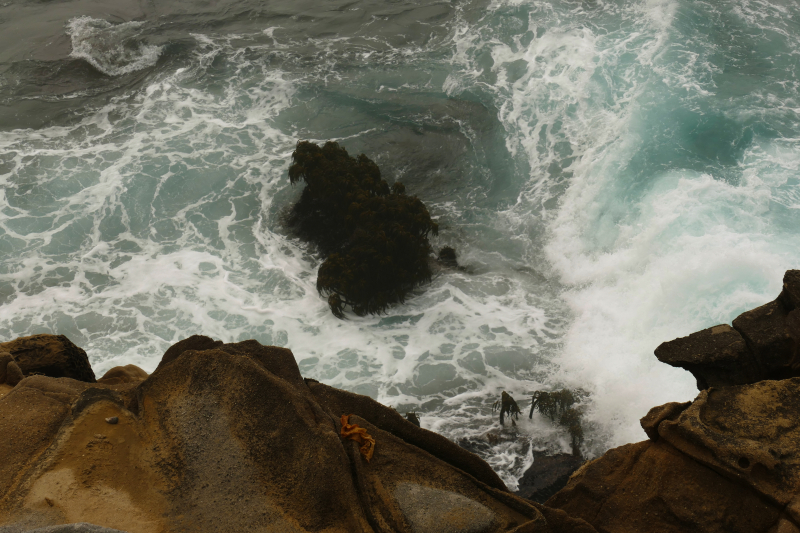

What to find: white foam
left=66, top=16, right=162, bottom=76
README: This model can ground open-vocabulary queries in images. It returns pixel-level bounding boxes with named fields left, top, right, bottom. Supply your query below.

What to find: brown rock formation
left=543, top=269, right=800, bottom=533
left=547, top=439, right=781, bottom=533
left=0, top=336, right=558, bottom=533
left=0, top=335, right=95, bottom=383
left=655, top=269, right=800, bottom=390
left=97, top=366, right=148, bottom=386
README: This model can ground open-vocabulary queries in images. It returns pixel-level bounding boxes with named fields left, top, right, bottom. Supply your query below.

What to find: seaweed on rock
left=530, top=389, right=586, bottom=456
left=287, top=140, right=438, bottom=318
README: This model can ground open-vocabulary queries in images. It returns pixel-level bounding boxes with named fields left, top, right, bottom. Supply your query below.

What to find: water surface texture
left=1, top=0, right=799, bottom=488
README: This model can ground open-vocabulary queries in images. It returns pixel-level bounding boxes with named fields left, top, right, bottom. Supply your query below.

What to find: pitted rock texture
left=0, top=524, right=129, bottom=532
left=0, top=336, right=552, bottom=533
left=547, top=376, right=800, bottom=533
left=657, top=377, right=800, bottom=507
left=0, top=335, right=95, bottom=383
left=655, top=269, right=800, bottom=390
left=393, top=483, right=497, bottom=533
left=547, top=440, right=781, bottom=533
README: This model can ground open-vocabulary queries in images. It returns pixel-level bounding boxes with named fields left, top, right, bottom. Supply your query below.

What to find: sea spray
left=0, top=0, right=799, bottom=489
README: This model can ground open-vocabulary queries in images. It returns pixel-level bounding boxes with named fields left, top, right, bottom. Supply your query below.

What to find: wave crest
left=66, top=16, right=162, bottom=76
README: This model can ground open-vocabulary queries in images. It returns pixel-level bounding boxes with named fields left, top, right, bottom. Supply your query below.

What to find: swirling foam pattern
left=1, top=0, right=799, bottom=488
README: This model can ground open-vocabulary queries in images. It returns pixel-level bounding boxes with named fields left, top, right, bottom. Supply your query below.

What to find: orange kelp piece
left=340, top=414, right=375, bottom=462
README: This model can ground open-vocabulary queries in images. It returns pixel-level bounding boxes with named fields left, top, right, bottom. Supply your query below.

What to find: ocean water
left=1, top=0, right=799, bottom=489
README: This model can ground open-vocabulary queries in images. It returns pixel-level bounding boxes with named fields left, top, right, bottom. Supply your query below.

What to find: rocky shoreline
left=0, top=270, right=799, bottom=532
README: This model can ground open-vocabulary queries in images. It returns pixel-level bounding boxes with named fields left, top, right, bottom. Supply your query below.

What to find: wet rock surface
left=393, top=483, right=497, bottom=533
left=515, top=454, right=584, bottom=504
left=4, top=270, right=800, bottom=532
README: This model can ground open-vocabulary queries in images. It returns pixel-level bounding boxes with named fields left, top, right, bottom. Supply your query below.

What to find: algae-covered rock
left=287, top=141, right=438, bottom=318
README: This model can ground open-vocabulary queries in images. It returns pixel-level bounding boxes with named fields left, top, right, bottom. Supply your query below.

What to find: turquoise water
left=1, top=0, right=799, bottom=487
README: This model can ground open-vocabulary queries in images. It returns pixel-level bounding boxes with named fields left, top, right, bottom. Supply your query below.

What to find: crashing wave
left=66, top=16, right=162, bottom=76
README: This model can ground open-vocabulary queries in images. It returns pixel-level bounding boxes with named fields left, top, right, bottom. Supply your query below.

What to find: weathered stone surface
left=0, top=524, right=128, bottom=532
left=155, top=334, right=222, bottom=372
left=0, top=335, right=95, bottom=383
left=779, top=270, right=800, bottom=311
left=547, top=440, right=781, bottom=533
left=96, top=366, right=148, bottom=386
left=0, top=353, right=12, bottom=384
left=787, top=309, right=800, bottom=370
left=0, top=376, right=92, bottom=501
left=393, top=483, right=497, bottom=533
left=527, top=504, right=597, bottom=533
left=732, top=300, right=794, bottom=377
left=515, top=454, right=584, bottom=504
left=339, top=413, right=545, bottom=532
left=658, top=377, right=800, bottom=507
left=5, top=361, right=24, bottom=387
left=0, top=338, right=551, bottom=533
left=654, top=324, right=761, bottom=389
left=307, top=380, right=509, bottom=493
left=640, top=401, right=691, bottom=441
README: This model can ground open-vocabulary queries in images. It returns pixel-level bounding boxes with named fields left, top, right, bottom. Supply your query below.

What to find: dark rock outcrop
left=515, top=454, right=584, bottom=504
left=655, top=270, right=800, bottom=390
left=0, top=335, right=95, bottom=383
left=154, top=334, right=222, bottom=372
left=287, top=141, right=439, bottom=318
left=0, top=335, right=554, bottom=533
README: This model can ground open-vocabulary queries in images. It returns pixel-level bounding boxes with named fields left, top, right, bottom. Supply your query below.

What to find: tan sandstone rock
left=0, top=336, right=556, bottom=533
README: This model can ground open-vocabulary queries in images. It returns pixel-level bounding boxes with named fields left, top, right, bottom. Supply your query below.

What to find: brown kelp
left=530, top=389, right=586, bottom=456
left=493, top=391, right=522, bottom=426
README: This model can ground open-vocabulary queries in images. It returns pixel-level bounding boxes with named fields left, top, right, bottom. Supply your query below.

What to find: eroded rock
left=393, top=483, right=497, bottom=533
left=732, top=300, right=794, bottom=377
left=97, top=366, right=148, bottom=386
left=0, top=335, right=95, bottom=383
left=547, top=440, right=781, bottom=533
left=0, top=335, right=552, bottom=533
left=655, top=324, right=760, bottom=389
left=655, top=270, right=800, bottom=390
left=658, top=377, right=800, bottom=507
left=639, top=401, right=691, bottom=441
